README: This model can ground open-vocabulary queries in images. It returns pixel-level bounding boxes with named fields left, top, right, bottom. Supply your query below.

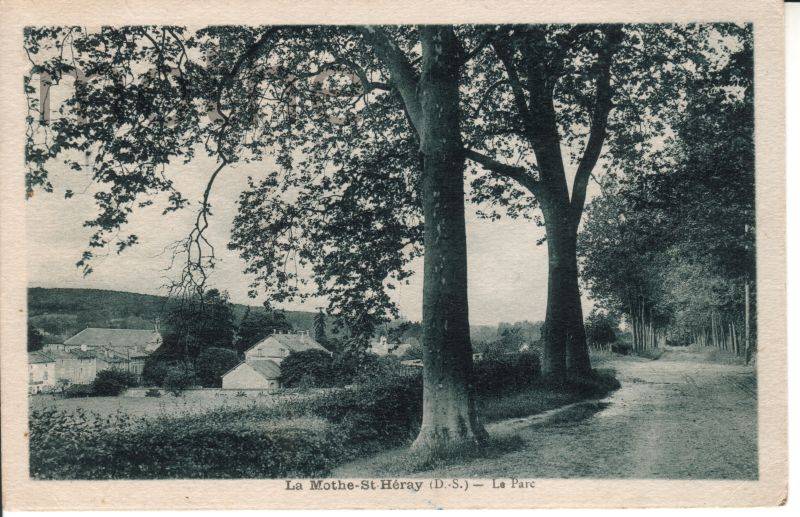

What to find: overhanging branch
left=354, top=26, right=422, bottom=132
left=465, top=148, right=540, bottom=195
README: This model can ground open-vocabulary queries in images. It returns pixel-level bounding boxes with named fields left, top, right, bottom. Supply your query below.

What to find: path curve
left=335, top=347, right=757, bottom=479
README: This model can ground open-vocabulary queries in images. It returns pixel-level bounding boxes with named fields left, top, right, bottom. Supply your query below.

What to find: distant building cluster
left=28, top=328, right=162, bottom=394
left=28, top=327, right=420, bottom=394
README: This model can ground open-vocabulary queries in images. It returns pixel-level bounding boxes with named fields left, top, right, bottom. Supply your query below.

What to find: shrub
left=635, top=347, right=663, bottom=360
left=145, top=388, right=161, bottom=397
left=280, top=349, right=334, bottom=388
left=327, top=350, right=385, bottom=386
left=563, top=369, right=621, bottom=396
left=309, top=365, right=423, bottom=448
left=91, top=369, right=139, bottom=396
left=141, top=357, right=174, bottom=386
left=401, top=343, right=423, bottom=361
left=474, top=351, right=541, bottom=395
left=62, top=384, right=94, bottom=398
left=585, top=310, right=619, bottom=349
left=611, top=342, right=631, bottom=355
left=163, top=366, right=194, bottom=395
left=55, top=378, right=71, bottom=394
left=195, top=347, right=240, bottom=387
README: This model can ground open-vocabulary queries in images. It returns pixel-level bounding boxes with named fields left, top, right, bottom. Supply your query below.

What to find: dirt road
left=336, top=347, right=758, bottom=479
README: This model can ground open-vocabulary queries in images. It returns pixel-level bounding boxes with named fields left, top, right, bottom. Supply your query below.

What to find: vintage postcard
left=0, top=0, right=787, bottom=510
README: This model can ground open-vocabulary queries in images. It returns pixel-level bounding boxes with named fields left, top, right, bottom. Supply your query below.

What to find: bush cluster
left=163, top=367, right=194, bottom=395
left=279, top=349, right=383, bottom=389
left=279, top=349, right=336, bottom=388
left=195, top=347, right=240, bottom=387
left=611, top=342, right=631, bottom=355
left=308, top=365, right=423, bottom=448
left=28, top=408, right=340, bottom=479
left=91, top=369, right=139, bottom=396
left=141, top=358, right=197, bottom=394
left=473, top=351, right=541, bottom=395
left=61, top=383, right=94, bottom=398
left=60, top=369, right=139, bottom=398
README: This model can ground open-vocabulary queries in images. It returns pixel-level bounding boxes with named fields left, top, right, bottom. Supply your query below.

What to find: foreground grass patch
left=479, top=368, right=619, bottom=423
left=377, top=435, right=525, bottom=475
left=634, top=348, right=664, bottom=360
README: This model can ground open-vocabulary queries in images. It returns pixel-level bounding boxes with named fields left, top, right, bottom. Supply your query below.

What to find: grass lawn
left=28, top=390, right=323, bottom=419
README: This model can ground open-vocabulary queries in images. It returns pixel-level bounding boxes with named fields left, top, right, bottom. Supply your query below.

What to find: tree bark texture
left=411, top=26, right=487, bottom=452
left=540, top=203, right=591, bottom=377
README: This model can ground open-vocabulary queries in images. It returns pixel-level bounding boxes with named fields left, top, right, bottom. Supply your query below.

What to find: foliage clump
left=91, top=369, right=139, bottom=396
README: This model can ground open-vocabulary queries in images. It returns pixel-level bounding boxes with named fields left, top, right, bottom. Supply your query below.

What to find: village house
left=38, top=327, right=162, bottom=385
left=222, top=331, right=329, bottom=390
left=243, top=330, right=328, bottom=365
left=369, top=335, right=413, bottom=357
left=28, top=351, right=56, bottom=394
left=63, top=327, right=162, bottom=354
left=41, top=346, right=110, bottom=385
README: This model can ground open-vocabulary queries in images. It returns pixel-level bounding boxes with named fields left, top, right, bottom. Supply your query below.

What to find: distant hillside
left=28, top=287, right=538, bottom=345
left=27, top=287, right=319, bottom=342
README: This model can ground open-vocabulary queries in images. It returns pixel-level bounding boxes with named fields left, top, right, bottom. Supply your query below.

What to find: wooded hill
left=27, top=287, right=526, bottom=345
left=27, top=287, right=319, bottom=343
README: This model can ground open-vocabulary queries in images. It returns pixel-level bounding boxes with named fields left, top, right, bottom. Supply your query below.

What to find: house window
left=43, top=370, right=48, bottom=380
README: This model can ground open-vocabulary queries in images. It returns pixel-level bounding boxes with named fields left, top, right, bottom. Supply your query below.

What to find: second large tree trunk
left=411, top=27, right=488, bottom=454
left=541, top=209, right=591, bottom=379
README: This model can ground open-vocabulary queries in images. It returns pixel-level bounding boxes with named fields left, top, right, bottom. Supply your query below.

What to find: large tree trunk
left=411, top=27, right=488, bottom=453
left=541, top=208, right=591, bottom=379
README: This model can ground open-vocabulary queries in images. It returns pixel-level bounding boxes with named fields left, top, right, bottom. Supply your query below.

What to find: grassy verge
left=479, top=369, right=619, bottom=422
left=377, top=370, right=620, bottom=475
left=634, top=348, right=664, bottom=360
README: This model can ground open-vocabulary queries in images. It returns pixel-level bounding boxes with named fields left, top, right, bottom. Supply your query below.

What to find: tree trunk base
left=410, top=416, right=489, bottom=457
left=566, top=363, right=593, bottom=378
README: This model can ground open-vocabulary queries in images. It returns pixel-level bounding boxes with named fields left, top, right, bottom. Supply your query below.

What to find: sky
left=26, top=84, right=598, bottom=327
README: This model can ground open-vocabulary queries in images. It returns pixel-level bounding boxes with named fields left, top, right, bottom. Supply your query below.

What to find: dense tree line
left=578, top=25, right=754, bottom=359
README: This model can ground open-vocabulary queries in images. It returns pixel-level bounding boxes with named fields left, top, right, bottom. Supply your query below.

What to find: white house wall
left=222, top=364, right=278, bottom=390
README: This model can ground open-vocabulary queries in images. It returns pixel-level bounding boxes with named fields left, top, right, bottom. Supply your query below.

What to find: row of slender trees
left=25, top=23, right=751, bottom=452
left=578, top=25, right=755, bottom=361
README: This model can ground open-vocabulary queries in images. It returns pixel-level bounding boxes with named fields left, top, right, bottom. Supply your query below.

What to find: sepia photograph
left=0, top=0, right=787, bottom=510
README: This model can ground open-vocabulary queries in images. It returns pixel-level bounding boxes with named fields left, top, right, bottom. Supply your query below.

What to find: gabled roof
left=64, top=328, right=161, bottom=349
left=246, top=333, right=329, bottom=355
left=222, top=359, right=281, bottom=380
left=71, top=350, right=102, bottom=360
left=248, top=359, right=281, bottom=380
left=28, top=351, right=54, bottom=364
